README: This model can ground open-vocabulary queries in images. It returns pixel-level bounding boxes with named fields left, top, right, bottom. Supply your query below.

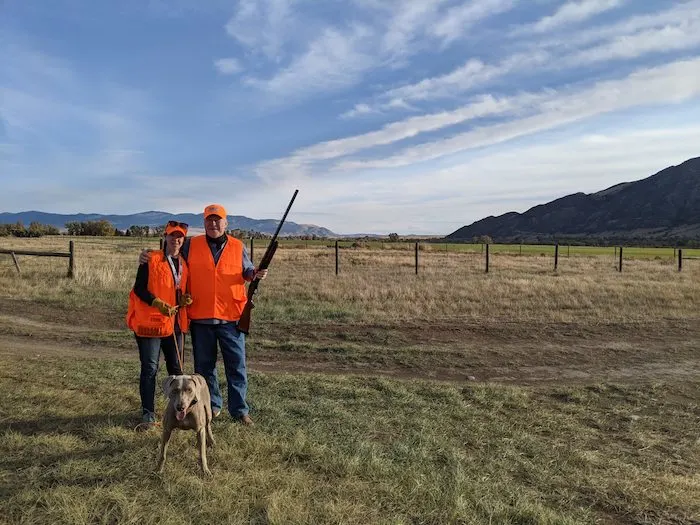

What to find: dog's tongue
left=176, top=410, right=187, bottom=421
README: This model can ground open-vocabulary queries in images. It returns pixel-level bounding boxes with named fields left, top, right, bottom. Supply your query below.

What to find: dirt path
left=2, top=321, right=698, bottom=386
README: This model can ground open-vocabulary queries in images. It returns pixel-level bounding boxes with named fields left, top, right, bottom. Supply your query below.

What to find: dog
left=157, top=374, right=215, bottom=476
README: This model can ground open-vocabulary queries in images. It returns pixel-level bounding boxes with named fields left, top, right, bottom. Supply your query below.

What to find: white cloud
left=569, top=17, right=700, bottom=64
left=430, top=0, right=517, bottom=44
left=227, top=0, right=521, bottom=103
left=244, top=25, right=375, bottom=97
left=380, top=0, right=450, bottom=54
left=340, top=103, right=376, bottom=119
left=255, top=93, right=540, bottom=181
left=214, top=58, right=243, bottom=75
left=224, top=0, right=296, bottom=61
left=252, top=56, right=700, bottom=183
left=346, top=2, right=700, bottom=115
left=382, top=52, right=550, bottom=104
left=336, top=57, right=700, bottom=171
left=530, top=0, right=626, bottom=34
left=536, top=0, right=700, bottom=48
left=281, top=124, right=700, bottom=234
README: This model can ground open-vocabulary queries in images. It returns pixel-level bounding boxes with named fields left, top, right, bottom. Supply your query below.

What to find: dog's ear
left=190, top=374, right=205, bottom=395
left=187, top=376, right=199, bottom=403
left=162, top=375, right=176, bottom=397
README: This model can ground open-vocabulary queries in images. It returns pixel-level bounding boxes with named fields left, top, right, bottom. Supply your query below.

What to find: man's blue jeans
left=190, top=322, right=248, bottom=417
left=136, top=332, right=183, bottom=417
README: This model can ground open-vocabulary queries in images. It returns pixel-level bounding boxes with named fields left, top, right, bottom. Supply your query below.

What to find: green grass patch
left=1, top=354, right=698, bottom=524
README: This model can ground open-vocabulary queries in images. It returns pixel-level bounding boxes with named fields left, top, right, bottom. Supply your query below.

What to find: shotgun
left=238, top=189, right=298, bottom=334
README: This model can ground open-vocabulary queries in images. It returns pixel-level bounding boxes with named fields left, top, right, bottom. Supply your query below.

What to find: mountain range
left=446, top=156, right=700, bottom=244
left=0, top=210, right=336, bottom=237
left=3, top=157, right=699, bottom=242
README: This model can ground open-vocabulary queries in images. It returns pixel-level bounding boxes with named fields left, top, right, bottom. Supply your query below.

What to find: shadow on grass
left=4, top=411, right=140, bottom=437
left=1, top=412, right=158, bottom=500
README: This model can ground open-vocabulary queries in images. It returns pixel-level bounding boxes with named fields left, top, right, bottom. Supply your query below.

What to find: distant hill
left=445, top=157, right=700, bottom=244
left=0, top=210, right=337, bottom=237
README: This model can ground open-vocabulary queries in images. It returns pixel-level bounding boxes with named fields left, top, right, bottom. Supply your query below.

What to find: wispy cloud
left=529, top=0, right=626, bottom=34
left=253, top=56, right=700, bottom=181
left=224, top=0, right=297, bottom=61
left=382, top=52, right=550, bottom=105
left=229, top=0, right=520, bottom=103
left=535, top=0, right=700, bottom=49
left=569, top=17, right=700, bottom=64
left=244, top=25, right=375, bottom=97
left=214, top=58, right=243, bottom=75
left=430, top=0, right=517, bottom=44
left=336, top=58, right=700, bottom=171
left=345, top=2, right=700, bottom=115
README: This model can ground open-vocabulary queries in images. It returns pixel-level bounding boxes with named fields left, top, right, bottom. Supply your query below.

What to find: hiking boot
left=237, top=414, right=254, bottom=426
left=213, top=409, right=222, bottom=418
left=136, top=411, right=158, bottom=432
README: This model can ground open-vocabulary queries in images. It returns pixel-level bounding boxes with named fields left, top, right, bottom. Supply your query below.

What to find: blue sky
left=2, top=0, right=700, bottom=235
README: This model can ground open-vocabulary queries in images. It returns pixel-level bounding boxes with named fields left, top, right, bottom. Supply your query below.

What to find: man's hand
left=152, top=297, right=177, bottom=317
left=178, top=293, right=193, bottom=308
left=254, top=268, right=268, bottom=280
left=139, top=249, right=153, bottom=265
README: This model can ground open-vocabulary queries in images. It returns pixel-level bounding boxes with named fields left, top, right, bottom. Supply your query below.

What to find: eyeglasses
left=167, top=221, right=189, bottom=229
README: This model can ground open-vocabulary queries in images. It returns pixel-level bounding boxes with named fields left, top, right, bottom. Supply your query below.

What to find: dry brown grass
left=1, top=237, right=698, bottom=328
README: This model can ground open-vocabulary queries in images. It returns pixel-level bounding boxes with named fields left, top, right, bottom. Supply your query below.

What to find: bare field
left=1, top=236, right=699, bottom=523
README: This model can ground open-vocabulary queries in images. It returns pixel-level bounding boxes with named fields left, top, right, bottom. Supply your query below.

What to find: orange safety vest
left=187, top=235, right=247, bottom=322
left=126, top=252, right=189, bottom=337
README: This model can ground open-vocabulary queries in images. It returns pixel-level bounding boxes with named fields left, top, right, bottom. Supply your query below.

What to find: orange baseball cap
left=204, top=204, right=227, bottom=219
left=165, top=221, right=188, bottom=236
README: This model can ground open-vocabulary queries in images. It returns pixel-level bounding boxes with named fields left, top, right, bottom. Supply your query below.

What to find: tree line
left=0, top=222, right=60, bottom=237
left=0, top=221, right=167, bottom=237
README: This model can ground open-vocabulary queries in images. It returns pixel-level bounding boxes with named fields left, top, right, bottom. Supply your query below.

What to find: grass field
left=261, top=238, right=700, bottom=259
left=1, top=236, right=699, bottom=524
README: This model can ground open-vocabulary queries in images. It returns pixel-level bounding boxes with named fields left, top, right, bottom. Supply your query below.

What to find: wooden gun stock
left=238, top=240, right=278, bottom=334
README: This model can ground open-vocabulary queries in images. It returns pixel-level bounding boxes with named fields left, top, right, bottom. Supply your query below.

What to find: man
left=140, top=205, right=267, bottom=425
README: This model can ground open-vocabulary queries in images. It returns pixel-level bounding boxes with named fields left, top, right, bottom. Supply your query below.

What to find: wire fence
left=1, top=237, right=699, bottom=279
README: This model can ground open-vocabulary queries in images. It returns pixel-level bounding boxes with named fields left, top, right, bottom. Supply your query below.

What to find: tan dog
left=157, top=374, right=215, bottom=476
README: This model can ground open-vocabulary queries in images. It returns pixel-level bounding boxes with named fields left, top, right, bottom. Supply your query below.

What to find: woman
left=126, top=221, right=192, bottom=429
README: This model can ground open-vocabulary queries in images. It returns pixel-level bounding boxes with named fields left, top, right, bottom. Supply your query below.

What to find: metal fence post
left=335, top=240, right=339, bottom=275
left=485, top=243, right=490, bottom=273
left=678, top=249, right=683, bottom=272
left=554, top=243, right=559, bottom=271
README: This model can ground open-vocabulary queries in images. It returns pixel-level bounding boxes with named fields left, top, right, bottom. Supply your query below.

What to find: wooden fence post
left=678, top=249, right=683, bottom=272
left=485, top=243, right=490, bottom=273
left=415, top=242, right=419, bottom=275
left=618, top=246, right=623, bottom=272
left=335, top=240, right=339, bottom=275
left=68, top=241, right=75, bottom=278
left=554, top=243, right=559, bottom=271
left=11, top=252, right=21, bottom=275
left=159, top=238, right=164, bottom=250
left=250, top=238, right=254, bottom=263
